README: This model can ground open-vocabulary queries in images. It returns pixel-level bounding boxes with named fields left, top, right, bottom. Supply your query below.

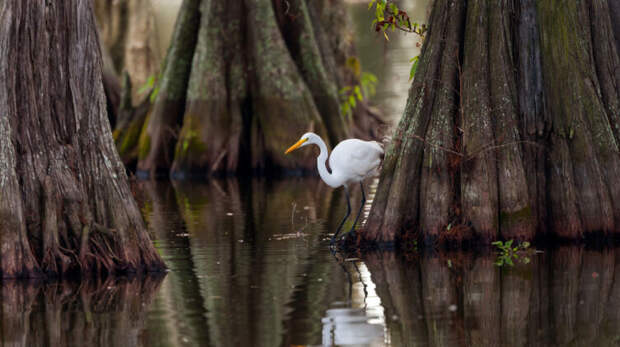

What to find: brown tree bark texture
left=0, top=0, right=165, bottom=277
left=363, top=0, right=620, bottom=246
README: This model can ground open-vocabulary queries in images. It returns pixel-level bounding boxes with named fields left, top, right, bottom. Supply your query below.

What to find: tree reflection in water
left=4, top=179, right=620, bottom=347
left=366, top=247, right=620, bottom=346
left=137, top=179, right=620, bottom=347
left=0, top=276, right=163, bottom=347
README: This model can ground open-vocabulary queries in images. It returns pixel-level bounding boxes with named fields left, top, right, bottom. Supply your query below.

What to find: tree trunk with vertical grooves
left=123, top=0, right=383, bottom=178
left=137, top=0, right=201, bottom=178
left=0, top=0, right=165, bottom=278
left=362, top=0, right=620, bottom=247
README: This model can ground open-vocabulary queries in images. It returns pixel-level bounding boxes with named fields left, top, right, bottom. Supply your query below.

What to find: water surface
left=3, top=179, right=620, bottom=347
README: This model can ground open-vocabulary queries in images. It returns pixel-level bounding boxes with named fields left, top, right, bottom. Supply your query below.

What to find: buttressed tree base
left=0, top=0, right=165, bottom=278
left=113, top=0, right=384, bottom=178
left=363, top=0, right=620, bottom=247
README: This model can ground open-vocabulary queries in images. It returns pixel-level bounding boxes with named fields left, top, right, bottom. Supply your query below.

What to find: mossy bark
left=277, top=0, right=349, bottom=145
left=246, top=0, right=329, bottom=172
left=0, top=0, right=164, bottom=277
left=610, top=1, right=620, bottom=52
left=538, top=0, right=620, bottom=234
left=362, top=0, right=620, bottom=247
left=126, top=0, right=382, bottom=178
left=419, top=0, right=463, bottom=241
left=460, top=0, right=499, bottom=240
left=113, top=74, right=152, bottom=168
left=488, top=1, right=533, bottom=240
left=136, top=0, right=201, bottom=177
left=170, top=0, right=246, bottom=176
left=364, top=0, right=460, bottom=244
left=308, top=0, right=386, bottom=140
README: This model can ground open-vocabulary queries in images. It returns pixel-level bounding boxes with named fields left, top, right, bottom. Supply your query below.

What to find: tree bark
left=136, top=0, right=201, bottom=178
left=0, top=0, right=164, bottom=277
left=363, top=0, right=620, bottom=247
left=121, top=0, right=383, bottom=178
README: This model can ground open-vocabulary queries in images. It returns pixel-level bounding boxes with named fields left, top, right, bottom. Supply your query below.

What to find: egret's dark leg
left=331, top=186, right=351, bottom=245
left=347, top=182, right=366, bottom=234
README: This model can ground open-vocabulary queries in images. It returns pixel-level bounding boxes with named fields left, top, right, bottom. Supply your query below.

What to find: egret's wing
left=329, top=140, right=383, bottom=180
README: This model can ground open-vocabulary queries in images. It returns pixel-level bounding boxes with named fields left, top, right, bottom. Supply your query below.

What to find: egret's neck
left=314, top=138, right=340, bottom=188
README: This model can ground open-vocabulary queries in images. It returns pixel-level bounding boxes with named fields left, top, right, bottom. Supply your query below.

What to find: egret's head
left=285, top=132, right=316, bottom=154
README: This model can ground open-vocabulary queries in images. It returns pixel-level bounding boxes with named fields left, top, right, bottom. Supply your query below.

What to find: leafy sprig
left=492, top=240, right=531, bottom=267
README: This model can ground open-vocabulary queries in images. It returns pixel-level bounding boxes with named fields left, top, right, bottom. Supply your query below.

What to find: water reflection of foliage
left=0, top=276, right=163, bottom=347
left=365, top=247, right=620, bottom=346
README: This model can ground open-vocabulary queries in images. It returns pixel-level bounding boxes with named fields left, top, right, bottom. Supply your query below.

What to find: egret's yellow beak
left=285, top=138, right=308, bottom=154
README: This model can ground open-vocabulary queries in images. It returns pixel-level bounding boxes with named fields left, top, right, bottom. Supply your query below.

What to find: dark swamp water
left=2, top=178, right=620, bottom=347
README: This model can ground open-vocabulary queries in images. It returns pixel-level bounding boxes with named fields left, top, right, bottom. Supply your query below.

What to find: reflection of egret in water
left=323, top=254, right=386, bottom=346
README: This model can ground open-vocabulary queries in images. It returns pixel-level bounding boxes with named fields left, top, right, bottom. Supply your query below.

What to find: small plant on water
left=492, top=240, right=531, bottom=267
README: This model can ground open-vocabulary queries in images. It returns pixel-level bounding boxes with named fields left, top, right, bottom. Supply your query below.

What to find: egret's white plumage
left=328, top=138, right=384, bottom=186
left=285, top=132, right=384, bottom=245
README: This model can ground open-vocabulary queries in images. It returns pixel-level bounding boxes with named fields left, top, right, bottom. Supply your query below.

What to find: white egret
left=285, top=132, right=384, bottom=244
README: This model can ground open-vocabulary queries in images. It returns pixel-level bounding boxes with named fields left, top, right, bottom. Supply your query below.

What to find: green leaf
left=409, top=55, right=419, bottom=81
left=491, top=241, right=502, bottom=247
left=522, top=241, right=530, bottom=249
left=349, top=95, right=356, bottom=108
left=345, top=57, right=361, bottom=77
left=150, top=86, right=160, bottom=103
left=368, top=0, right=376, bottom=10
left=389, top=3, right=398, bottom=14
left=137, top=75, right=156, bottom=95
left=376, top=3, right=384, bottom=20
left=354, top=86, right=363, bottom=101
left=505, top=240, right=513, bottom=248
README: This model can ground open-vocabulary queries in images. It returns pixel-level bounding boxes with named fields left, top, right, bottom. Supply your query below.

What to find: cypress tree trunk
left=118, top=0, right=383, bottom=178
left=0, top=0, right=164, bottom=277
left=136, top=0, right=201, bottom=177
left=363, top=0, right=620, bottom=247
